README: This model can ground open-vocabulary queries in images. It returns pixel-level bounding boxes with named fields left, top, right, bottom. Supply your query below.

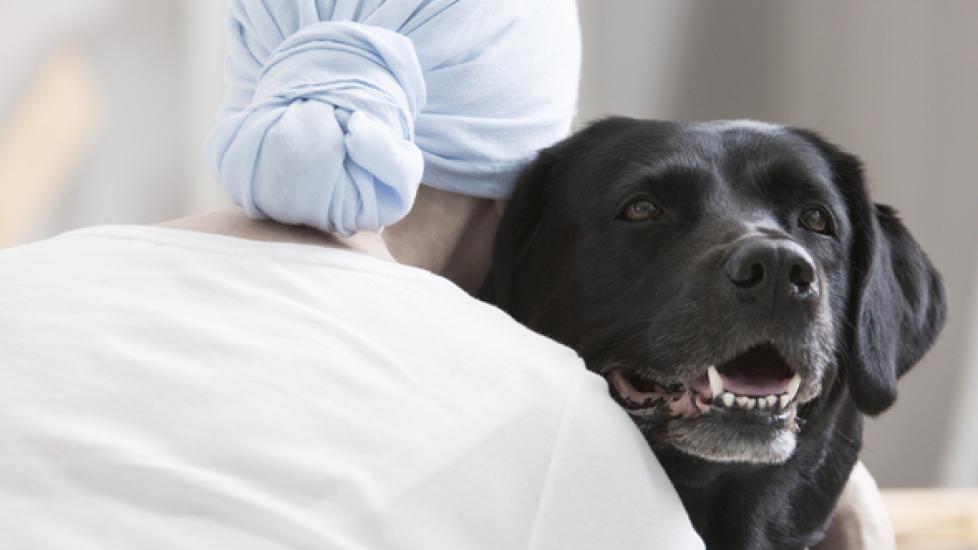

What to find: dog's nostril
left=789, top=261, right=816, bottom=294
left=730, top=262, right=765, bottom=289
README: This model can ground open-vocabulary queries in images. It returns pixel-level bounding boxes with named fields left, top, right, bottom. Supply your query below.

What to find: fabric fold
left=208, top=0, right=580, bottom=235
left=208, top=21, right=425, bottom=236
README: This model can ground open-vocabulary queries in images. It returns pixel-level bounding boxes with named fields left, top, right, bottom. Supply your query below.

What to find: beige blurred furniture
left=0, top=47, right=101, bottom=246
left=883, top=489, right=978, bottom=550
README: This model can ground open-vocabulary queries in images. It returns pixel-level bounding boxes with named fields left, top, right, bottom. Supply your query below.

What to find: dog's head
left=483, top=117, right=946, bottom=464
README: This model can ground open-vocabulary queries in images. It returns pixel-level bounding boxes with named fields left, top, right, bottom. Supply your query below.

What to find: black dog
left=481, top=117, right=946, bottom=549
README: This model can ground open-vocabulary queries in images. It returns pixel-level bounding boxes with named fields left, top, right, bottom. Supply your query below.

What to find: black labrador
left=481, top=117, right=947, bottom=550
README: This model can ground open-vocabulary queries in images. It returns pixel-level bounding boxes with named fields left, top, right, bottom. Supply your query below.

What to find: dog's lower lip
left=608, top=370, right=710, bottom=417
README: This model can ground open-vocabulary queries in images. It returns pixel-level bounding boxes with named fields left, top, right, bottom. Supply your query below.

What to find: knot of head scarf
left=207, top=0, right=580, bottom=236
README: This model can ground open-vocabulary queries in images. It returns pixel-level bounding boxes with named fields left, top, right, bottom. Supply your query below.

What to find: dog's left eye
left=621, top=199, right=662, bottom=222
left=800, top=207, right=833, bottom=234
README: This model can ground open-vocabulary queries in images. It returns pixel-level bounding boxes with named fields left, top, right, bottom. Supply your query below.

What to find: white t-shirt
left=0, top=226, right=702, bottom=550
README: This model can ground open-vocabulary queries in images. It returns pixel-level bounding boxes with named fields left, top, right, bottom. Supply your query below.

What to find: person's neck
left=157, top=187, right=500, bottom=294
left=158, top=208, right=395, bottom=261
left=382, top=186, right=498, bottom=290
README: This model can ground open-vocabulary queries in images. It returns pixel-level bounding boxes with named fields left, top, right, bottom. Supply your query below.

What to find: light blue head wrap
left=206, top=0, right=581, bottom=236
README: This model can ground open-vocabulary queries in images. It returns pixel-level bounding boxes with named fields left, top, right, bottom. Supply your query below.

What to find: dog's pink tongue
left=720, top=372, right=791, bottom=396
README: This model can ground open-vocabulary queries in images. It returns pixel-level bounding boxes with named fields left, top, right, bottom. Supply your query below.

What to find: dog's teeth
left=765, top=395, right=778, bottom=408
left=780, top=394, right=791, bottom=409
left=722, top=392, right=735, bottom=407
left=745, top=397, right=756, bottom=410
left=757, top=398, right=767, bottom=410
left=735, top=396, right=748, bottom=407
left=707, top=366, right=723, bottom=398
left=787, top=374, right=801, bottom=401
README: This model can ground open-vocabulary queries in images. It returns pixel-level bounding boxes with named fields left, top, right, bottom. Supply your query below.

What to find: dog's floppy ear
left=478, top=147, right=559, bottom=311
left=810, top=135, right=947, bottom=415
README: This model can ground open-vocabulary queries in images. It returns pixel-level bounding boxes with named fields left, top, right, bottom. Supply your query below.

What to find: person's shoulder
left=426, top=282, right=588, bottom=374
left=529, top=355, right=707, bottom=549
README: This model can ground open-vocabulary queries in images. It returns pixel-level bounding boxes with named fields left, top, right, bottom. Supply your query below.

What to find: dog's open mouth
left=607, top=343, right=804, bottom=430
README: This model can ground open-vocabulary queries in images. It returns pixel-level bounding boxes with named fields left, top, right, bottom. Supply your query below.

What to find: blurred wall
left=578, top=0, right=978, bottom=487
left=0, top=1, right=228, bottom=245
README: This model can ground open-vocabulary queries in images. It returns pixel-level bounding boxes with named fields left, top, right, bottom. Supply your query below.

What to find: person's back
left=0, top=223, right=702, bottom=549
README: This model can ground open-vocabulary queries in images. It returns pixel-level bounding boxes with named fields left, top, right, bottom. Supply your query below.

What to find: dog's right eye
left=620, top=199, right=662, bottom=222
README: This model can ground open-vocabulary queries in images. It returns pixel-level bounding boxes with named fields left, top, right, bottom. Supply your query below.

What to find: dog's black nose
left=725, top=238, right=817, bottom=300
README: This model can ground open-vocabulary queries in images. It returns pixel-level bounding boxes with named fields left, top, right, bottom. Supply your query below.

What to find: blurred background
left=1, top=1, right=975, bottom=490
